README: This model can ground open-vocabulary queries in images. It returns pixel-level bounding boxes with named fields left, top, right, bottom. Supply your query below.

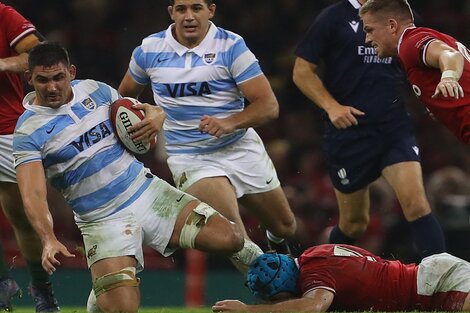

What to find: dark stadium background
left=1, top=0, right=469, bottom=307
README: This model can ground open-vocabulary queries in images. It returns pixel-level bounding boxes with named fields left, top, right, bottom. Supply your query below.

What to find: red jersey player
left=213, top=244, right=470, bottom=312
left=359, top=0, right=470, bottom=145
left=0, top=2, right=60, bottom=312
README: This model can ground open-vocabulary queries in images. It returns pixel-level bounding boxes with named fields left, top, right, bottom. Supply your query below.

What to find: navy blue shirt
left=295, top=0, right=413, bottom=130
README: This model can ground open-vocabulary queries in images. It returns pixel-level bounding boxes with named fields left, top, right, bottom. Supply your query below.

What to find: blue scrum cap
left=246, top=253, right=299, bottom=300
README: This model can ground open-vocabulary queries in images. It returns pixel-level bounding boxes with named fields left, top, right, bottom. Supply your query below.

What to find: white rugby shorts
left=167, top=128, right=280, bottom=198
left=76, top=176, right=196, bottom=271
left=417, top=252, right=470, bottom=295
left=0, top=135, right=16, bottom=183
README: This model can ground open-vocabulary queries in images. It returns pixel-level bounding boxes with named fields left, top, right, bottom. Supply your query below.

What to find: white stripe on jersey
left=129, top=22, right=263, bottom=154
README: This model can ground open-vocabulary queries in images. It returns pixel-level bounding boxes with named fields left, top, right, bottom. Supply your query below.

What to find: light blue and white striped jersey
left=13, top=79, right=153, bottom=221
left=129, top=22, right=263, bottom=155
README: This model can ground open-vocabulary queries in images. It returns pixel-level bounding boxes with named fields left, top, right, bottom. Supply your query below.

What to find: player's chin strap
left=179, top=202, right=218, bottom=249
left=93, top=267, right=140, bottom=297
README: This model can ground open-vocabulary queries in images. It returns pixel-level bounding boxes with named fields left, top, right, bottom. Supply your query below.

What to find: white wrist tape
left=441, top=70, right=458, bottom=80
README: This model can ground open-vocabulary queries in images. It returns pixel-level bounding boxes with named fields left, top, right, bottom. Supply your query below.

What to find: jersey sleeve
left=0, top=5, right=36, bottom=48
left=294, top=8, right=334, bottom=64
left=299, top=258, right=337, bottom=295
left=228, top=37, right=262, bottom=85
left=128, top=45, right=151, bottom=86
left=13, top=113, right=42, bottom=167
left=399, top=29, right=436, bottom=69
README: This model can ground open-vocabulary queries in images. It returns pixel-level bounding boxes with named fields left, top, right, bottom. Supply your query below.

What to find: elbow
left=292, top=66, right=304, bottom=88
left=266, top=99, right=279, bottom=121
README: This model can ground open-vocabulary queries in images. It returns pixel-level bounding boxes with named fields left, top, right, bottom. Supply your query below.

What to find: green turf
left=8, top=308, right=450, bottom=313
left=11, top=308, right=212, bottom=313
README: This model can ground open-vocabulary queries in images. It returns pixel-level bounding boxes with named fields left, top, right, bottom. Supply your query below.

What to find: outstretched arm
left=212, top=288, right=334, bottom=313
left=16, top=161, right=75, bottom=274
left=292, top=57, right=364, bottom=129
left=425, top=40, right=465, bottom=99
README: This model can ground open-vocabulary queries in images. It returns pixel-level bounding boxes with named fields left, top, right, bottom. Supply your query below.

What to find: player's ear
left=208, top=3, right=216, bottom=18
left=24, top=70, right=32, bottom=86
left=168, top=6, right=174, bottom=20
left=69, top=65, right=77, bottom=80
left=389, top=18, right=399, bottom=34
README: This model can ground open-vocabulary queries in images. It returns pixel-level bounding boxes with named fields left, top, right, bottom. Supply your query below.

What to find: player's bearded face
left=169, top=0, right=215, bottom=48
left=28, top=64, right=76, bottom=109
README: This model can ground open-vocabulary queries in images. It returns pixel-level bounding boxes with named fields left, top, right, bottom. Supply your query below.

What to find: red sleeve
left=399, top=28, right=437, bottom=70
left=0, top=4, right=36, bottom=48
left=299, top=257, right=337, bottom=295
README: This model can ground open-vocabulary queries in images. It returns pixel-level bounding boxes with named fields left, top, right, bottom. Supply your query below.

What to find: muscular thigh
left=240, top=186, right=293, bottom=231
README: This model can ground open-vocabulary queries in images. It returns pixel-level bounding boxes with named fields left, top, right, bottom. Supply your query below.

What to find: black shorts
left=324, top=125, right=420, bottom=193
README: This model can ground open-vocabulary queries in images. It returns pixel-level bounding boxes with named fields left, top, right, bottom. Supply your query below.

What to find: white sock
left=231, top=239, right=263, bottom=266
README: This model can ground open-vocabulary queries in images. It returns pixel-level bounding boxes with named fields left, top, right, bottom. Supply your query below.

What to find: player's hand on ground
left=432, top=77, right=464, bottom=99
left=327, top=104, right=365, bottom=129
left=199, top=115, right=235, bottom=137
left=41, top=239, right=75, bottom=275
left=212, top=300, right=248, bottom=312
left=129, top=103, right=165, bottom=142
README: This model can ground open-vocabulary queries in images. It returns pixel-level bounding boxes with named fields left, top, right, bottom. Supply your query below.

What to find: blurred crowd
left=1, top=0, right=470, bottom=269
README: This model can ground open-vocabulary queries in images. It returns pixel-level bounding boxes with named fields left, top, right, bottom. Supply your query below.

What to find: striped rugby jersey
left=128, top=22, right=263, bottom=154
left=13, top=79, right=152, bottom=221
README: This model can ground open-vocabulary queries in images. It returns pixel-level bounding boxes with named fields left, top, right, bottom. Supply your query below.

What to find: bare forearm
left=23, top=197, right=56, bottom=244
left=293, top=62, right=339, bottom=112
left=438, top=50, right=464, bottom=79
left=0, top=53, right=28, bottom=73
left=228, top=96, right=279, bottom=129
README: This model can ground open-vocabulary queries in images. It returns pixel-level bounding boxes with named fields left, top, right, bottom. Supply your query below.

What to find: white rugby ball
left=110, top=97, right=155, bottom=154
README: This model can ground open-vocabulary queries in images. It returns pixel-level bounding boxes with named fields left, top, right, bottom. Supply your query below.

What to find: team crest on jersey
left=203, top=52, right=217, bottom=65
left=80, top=97, right=96, bottom=111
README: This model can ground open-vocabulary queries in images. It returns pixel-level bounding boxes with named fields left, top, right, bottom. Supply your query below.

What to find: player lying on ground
left=212, top=244, right=470, bottom=312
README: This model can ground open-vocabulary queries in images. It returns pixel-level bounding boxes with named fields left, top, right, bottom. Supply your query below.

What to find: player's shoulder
left=213, top=26, right=242, bottom=42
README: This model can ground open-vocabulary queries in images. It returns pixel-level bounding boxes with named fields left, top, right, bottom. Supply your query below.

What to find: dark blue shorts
left=324, top=125, right=420, bottom=193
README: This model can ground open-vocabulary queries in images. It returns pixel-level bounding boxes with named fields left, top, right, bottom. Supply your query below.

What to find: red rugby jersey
left=398, top=27, right=470, bottom=144
left=0, top=3, right=36, bottom=134
left=297, top=244, right=418, bottom=311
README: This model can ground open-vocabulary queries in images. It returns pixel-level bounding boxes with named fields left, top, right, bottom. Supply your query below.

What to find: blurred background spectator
left=1, top=0, right=469, bottom=270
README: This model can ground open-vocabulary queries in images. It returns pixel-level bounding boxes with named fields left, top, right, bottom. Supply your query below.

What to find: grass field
left=9, top=308, right=212, bottom=313
left=9, top=308, right=456, bottom=313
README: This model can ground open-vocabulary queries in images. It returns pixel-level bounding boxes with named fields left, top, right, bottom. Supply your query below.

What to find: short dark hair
left=168, top=0, right=214, bottom=5
left=28, top=42, right=70, bottom=70
left=359, top=0, right=413, bottom=22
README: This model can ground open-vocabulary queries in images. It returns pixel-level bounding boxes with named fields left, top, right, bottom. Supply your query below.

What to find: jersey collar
left=348, top=0, right=362, bottom=9
left=23, top=89, right=76, bottom=115
left=398, top=26, right=417, bottom=55
left=165, top=21, right=217, bottom=57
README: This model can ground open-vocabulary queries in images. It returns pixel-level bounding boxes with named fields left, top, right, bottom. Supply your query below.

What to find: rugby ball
left=110, top=97, right=155, bottom=154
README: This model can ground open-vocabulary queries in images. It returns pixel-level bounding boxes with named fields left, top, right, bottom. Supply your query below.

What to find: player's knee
left=269, top=216, right=297, bottom=239
left=92, top=267, right=140, bottom=313
left=402, top=197, right=431, bottom=221
left=220, top=222, right=244, bottom=254
left=341, top=218, right=369, bottom=238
